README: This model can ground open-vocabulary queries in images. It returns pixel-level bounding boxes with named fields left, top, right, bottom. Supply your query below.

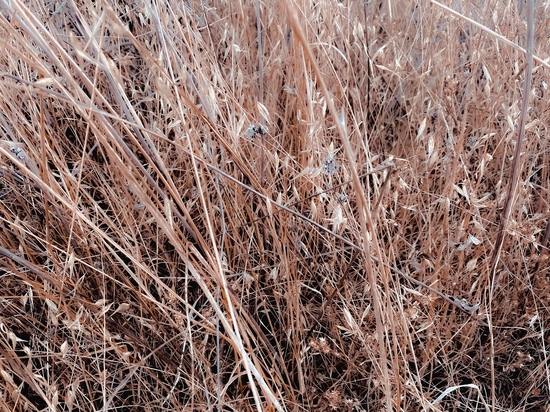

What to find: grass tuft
left=0, top=0, right=549, bottom=410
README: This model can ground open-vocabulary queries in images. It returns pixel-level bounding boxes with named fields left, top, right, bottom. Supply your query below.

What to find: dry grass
left=0, top=0, right=549, bottom=410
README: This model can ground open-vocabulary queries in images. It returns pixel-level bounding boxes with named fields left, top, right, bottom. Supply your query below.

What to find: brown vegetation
left=0, top=0, right=549, bottom=410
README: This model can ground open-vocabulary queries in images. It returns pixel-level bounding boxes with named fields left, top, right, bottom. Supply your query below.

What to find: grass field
left=1, top=0, right=549, bottom=410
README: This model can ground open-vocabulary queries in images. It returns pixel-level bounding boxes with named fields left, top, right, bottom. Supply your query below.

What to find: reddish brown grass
left=0, top=0, right=549, bottom=410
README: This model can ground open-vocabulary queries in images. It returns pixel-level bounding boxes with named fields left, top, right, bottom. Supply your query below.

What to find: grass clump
left=0, top=0, right=549, bottom=410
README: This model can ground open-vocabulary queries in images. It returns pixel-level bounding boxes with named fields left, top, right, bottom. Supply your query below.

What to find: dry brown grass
left=0, top=0, right=549, bottom=410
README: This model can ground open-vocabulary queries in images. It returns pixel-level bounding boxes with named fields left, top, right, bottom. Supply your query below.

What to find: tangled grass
left=0, top=0, right=549, bottom=410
